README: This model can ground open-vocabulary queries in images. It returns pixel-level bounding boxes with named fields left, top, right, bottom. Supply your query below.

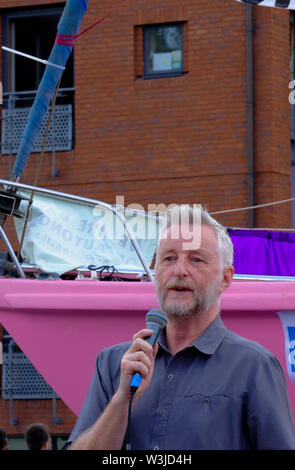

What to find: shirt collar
left=192, top=314, right=227, bottom=355
left=159, top=314, right=227, bottom=356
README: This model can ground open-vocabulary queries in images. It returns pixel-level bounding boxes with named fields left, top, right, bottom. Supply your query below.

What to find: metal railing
left=0, top=178, right=156, bottom=281
left=1, top=88, right=74, bottom=178
left=1, top=335, right=61, bottom=425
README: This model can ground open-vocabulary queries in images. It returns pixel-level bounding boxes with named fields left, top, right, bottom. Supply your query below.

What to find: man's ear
left=220, top=265, right=234, bottom=293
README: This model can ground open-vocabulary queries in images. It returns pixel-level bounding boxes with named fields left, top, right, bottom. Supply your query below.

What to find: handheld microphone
left=130, top=309, right=167, bottom=392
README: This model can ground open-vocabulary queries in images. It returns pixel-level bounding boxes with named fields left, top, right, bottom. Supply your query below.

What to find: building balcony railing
left=1, top=335, right=62, bottom=425
left=0, top=89, right=74, bottom=176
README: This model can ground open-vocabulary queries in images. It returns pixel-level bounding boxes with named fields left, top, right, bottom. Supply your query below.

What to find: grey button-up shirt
left=69, top=315, right=295, bottom=449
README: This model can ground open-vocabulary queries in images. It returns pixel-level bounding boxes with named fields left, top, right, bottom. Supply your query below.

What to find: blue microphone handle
left=129, top=310, right=167, bottom=393
left=130, top=324, right=161, bottom=390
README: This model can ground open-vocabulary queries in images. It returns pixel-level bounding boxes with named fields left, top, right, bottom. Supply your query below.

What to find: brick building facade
left=0, top=0, right=293, bottom=448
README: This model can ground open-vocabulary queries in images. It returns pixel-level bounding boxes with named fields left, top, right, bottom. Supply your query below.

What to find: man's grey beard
left=155, top=278, right=221, bottom=322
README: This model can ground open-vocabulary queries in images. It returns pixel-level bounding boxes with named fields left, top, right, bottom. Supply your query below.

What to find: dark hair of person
left=0, top=429, right=8, bottom=450
left=25, top=423, right=50, bottom=450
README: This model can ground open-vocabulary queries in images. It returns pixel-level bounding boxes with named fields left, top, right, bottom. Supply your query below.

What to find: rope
left=55, top=0, right=132, bottom=46
left=210, top=196, right=295, bottom=216
left=229, top=226, right=295, bottom=232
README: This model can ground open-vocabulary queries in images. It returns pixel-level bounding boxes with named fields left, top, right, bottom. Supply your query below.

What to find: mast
left=11, top=0, right=90, bottom=181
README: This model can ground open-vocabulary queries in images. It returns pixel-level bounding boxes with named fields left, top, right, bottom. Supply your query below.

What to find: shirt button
left=160, top=409, right=165, bottom=415
left=154, top=446, right=159, bottom=450
left=168, top=374, right=174, bottom=381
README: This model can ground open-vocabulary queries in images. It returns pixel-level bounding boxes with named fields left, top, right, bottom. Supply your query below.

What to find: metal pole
left=113, top=209, right=154, bottom=281
left=247, top=5, right=254, bottom=228
left=8, top=339, right=18, bottom=425
left=52, top=393, right=62, bottom=424
left=0, top=224, right=25, bottom=278
left=8, top=94, right=13, bottom=179
left=0, top=179, right=156, bottom=280
left=0, top=178, right=113, bottom=210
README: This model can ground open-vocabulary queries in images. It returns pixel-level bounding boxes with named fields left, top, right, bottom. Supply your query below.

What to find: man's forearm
left=70, top=330, right=156, bottom=450
left=70, top=392, right=130, bottom=450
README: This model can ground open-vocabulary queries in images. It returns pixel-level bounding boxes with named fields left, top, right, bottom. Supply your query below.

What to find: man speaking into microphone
left=69, top=205, right=295, bottom=450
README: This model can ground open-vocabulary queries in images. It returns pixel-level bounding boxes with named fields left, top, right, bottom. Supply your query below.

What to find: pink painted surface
left=0, top=277, right=294, bottom=418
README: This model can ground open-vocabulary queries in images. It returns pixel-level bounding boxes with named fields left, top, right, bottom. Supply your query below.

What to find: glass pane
left=12, top=13, right=73, bottom=93
left=147, top=24, right=183, bottom=74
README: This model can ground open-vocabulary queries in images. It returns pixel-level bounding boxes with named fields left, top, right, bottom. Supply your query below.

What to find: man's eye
left=164, top=256, right=174, bottom=262
left=192, top=257, right=202, bottom=263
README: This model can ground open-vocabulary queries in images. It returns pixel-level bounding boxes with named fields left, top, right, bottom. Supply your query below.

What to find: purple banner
left=228, top=229, right=295, bottom=277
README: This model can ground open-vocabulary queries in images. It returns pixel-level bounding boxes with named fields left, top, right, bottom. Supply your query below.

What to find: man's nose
left=174, top=258, right=189, bottom=276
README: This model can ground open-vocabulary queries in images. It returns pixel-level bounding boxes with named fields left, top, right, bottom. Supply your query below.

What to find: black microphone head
left=146, top=309, right=167, bottom=329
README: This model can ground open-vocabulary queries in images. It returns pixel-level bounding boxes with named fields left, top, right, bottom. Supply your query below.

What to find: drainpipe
left=246, top=4, right=254, bottom=227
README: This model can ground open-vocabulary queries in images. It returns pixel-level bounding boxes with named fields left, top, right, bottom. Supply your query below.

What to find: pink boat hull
left=0, top=278, right=294, bottom=419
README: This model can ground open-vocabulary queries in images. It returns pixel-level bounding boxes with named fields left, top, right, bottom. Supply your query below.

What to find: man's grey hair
left=157, top=204, right=234, bottom=269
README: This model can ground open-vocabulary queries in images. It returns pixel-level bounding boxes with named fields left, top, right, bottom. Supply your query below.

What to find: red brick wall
left=253, top=6, right=291, bottom=227
left=0, top=0, right=292, bottom=233
left=0, top=397, right=76, bottom=437
left=0, top=0, right=293, bottom=439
